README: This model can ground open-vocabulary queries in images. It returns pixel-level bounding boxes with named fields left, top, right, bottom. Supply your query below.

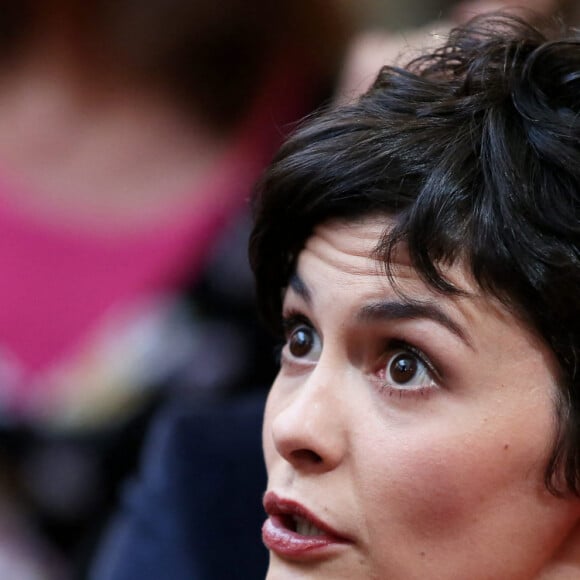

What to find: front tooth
left=294, top=516, right=324, bottom=536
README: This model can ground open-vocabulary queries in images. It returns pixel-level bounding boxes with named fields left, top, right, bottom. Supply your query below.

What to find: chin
left=265, top=555, right=369, bottom=580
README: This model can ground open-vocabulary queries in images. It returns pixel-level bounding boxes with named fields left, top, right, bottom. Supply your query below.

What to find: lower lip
left=262, top=515, right=347, bottom=560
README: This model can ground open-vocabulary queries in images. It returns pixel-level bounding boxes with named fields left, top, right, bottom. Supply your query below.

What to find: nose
left=267, top=365, right=347, bottom=473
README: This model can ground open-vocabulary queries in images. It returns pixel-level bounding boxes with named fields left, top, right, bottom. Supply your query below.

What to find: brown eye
left=281, top=313, right=322, bottom=365
left=388, top=353, right=418, bottom=384
left=289, top=327, right=314, bottom=357
left=381, top=348, right=438, bottom=396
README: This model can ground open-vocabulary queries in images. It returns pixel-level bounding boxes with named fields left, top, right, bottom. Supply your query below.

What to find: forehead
left=295, top=216, right=474, bottom=297
left=292, top=218, right=506, bottom=341
left=290, top=216, right=558, bottom=376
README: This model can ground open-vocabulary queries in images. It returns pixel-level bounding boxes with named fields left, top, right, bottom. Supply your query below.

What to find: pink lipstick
left=262, top=492, right=350, bottom=560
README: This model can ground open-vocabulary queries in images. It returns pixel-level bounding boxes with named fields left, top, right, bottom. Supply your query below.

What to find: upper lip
left=263, top=491, right=351, bottom=541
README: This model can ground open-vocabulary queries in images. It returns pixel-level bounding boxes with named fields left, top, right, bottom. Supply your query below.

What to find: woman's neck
left=537, top=520, right=580, bottom=579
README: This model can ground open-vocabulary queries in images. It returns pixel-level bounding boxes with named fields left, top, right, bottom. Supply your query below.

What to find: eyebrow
left=287, top=272, right=473, bottom=349
left=358, top=300, right=473, bottom=349
left=288, top=272, right=312, bottom=303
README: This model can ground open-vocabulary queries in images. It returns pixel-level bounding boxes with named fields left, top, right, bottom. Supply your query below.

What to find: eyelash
left=281, top=311, right=311, bottom=336
left=278, top=311, right=314, bottom=362
left=375, top=340, right=440, bottom=400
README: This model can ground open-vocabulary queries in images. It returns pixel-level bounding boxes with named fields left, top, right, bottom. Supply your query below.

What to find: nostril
left=290, top=449, right=323, bottom=464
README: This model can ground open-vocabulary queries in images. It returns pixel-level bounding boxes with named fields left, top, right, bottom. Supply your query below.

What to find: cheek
left=360, top=435, right=471, bottom=536
left=358, top=410, right=555, bottom=543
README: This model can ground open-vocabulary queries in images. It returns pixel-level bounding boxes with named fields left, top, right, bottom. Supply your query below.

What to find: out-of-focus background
left=0, top=1, right=575, bottom=579
left=366, top=0, right=578, bottom=27
left=366, top=0, right=455, bottom=26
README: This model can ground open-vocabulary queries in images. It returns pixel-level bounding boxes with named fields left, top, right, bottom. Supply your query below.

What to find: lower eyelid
left=279, top=349, right=317, bottom=375
left=370, top=371, right=439, bottom=399
left=376, top=382, right=437, bottom=400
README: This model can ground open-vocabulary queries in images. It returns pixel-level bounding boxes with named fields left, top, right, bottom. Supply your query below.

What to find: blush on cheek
left=383, top=452, right=469, bottom=539
left=372, top=436, right=535, bottom=543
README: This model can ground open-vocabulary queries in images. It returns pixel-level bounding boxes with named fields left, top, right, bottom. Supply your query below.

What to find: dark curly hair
left=250, top=14, right=580, bottom=496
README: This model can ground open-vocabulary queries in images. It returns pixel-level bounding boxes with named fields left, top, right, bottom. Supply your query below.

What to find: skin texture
left=263, top=217, right=580, bottom=579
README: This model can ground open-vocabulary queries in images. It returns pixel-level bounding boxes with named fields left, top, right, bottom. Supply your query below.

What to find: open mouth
left=263, top=492, right=349, bottom=541
left=280, top=514, right=326, bottom=537
left=262, top=493, right=351, bottom=559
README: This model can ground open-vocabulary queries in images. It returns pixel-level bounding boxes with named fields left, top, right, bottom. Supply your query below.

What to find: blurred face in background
left=262, top=216, right=580, bottom=579
left=1, top=0, right=353, bottom=130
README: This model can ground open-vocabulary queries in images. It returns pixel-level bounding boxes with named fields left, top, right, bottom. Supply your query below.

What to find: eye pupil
left=289, top=328, right=313, bottom=357
left=389, top=354, right=417, bottom=384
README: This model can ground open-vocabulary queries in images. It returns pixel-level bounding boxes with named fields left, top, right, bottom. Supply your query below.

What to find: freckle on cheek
left=504, top=444, right=510, bottom=450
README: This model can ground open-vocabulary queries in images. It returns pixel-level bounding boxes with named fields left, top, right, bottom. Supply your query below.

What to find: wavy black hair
left=250, top=14, right=580, bottom=496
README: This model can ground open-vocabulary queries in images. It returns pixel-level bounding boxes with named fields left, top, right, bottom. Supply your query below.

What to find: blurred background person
left=0, top=1, right=355, bottom=577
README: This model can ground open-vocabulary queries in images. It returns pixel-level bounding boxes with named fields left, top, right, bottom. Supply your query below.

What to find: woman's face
left=262, top=217, right=580, bottom=579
